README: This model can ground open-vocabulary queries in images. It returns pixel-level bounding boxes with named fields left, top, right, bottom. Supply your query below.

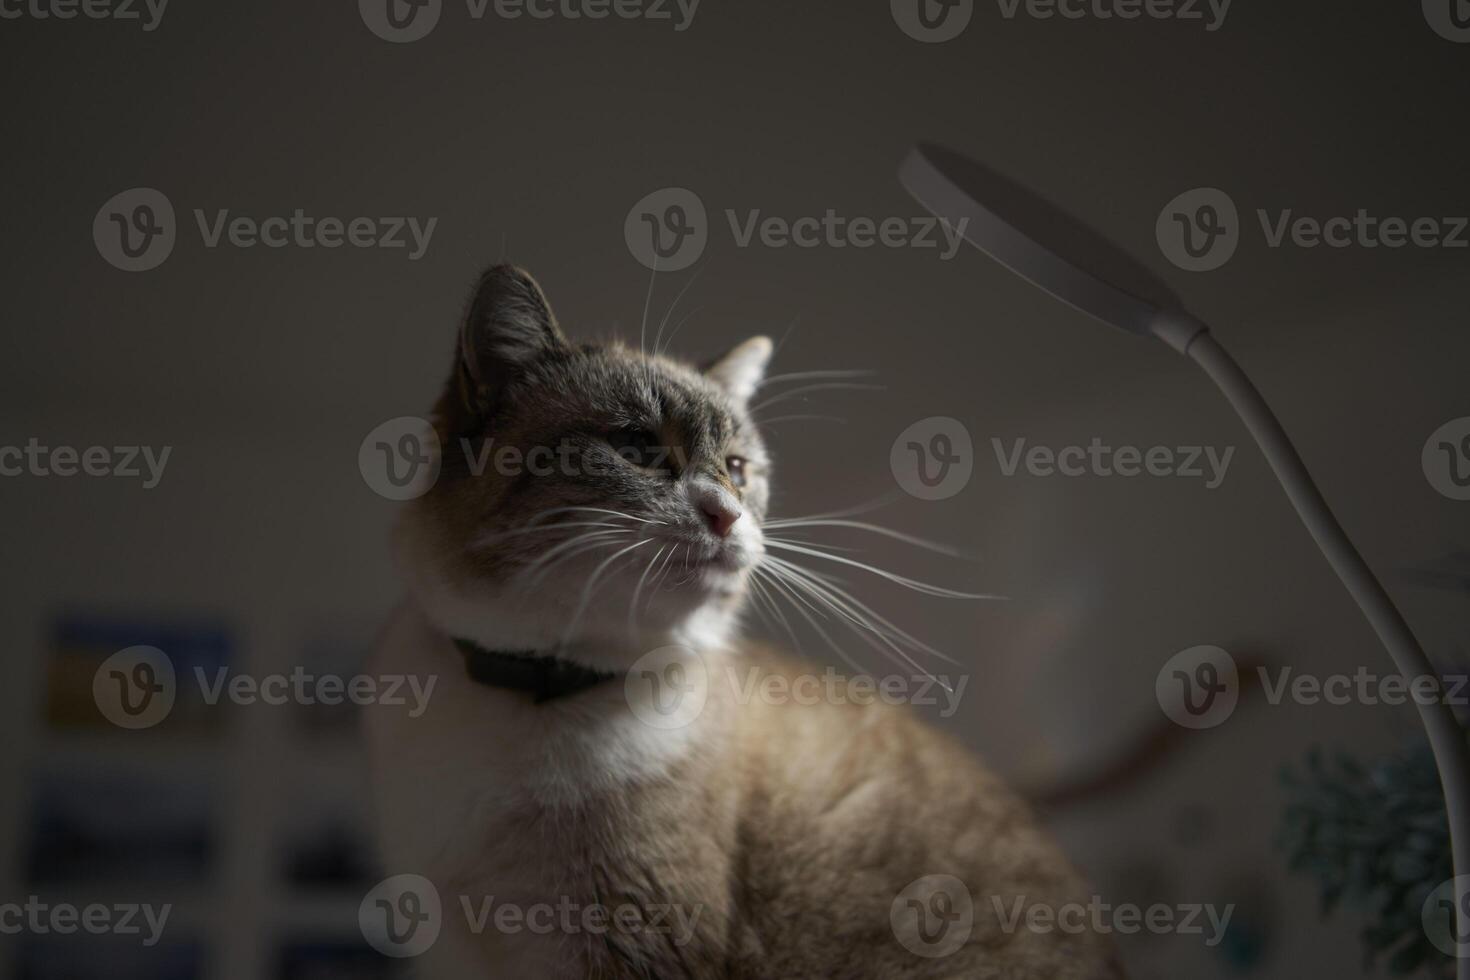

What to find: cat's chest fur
left=363, top=603, right=744, bottom=978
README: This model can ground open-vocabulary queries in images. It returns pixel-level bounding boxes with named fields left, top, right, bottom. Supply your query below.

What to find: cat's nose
left=692, top=484, right=742, bottom=538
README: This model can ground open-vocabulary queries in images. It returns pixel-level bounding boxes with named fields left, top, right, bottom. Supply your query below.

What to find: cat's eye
left=608, top=427, right=664, bottom=472
left=726, top=456, right=748, bottom=488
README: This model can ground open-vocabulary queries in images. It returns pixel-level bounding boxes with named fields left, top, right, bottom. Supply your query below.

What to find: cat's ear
left=445, top=264, right=567, bottom=427
left=459, top=264, right=566, bottom=389
left=704, top=336, right=772, bottom=406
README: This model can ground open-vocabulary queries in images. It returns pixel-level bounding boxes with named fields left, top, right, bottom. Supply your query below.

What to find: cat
left=363, top=264, right=1123, bottom=979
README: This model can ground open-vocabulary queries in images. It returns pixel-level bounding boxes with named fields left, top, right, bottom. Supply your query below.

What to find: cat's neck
left=372, top=600, right=726, bottom=814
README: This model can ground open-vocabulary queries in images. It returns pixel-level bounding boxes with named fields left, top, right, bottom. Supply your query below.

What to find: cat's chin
left=691, top=565, right=749, bottom=604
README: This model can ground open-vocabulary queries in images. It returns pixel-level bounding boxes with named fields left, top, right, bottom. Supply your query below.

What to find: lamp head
left=899, top=142, right=1192, bottom=342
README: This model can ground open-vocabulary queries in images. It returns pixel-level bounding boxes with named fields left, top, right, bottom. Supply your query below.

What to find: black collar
left=453, top=638, right=619, bottom=703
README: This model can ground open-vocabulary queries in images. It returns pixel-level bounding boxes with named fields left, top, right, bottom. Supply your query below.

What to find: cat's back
left=723, top=648, right=1125, bottom=979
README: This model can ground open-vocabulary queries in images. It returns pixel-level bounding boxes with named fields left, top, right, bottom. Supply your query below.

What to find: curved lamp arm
left=1166, top=316, right=1470, bottom=976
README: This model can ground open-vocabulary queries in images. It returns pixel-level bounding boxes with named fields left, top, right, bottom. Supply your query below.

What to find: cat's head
left=395, top=264, right=771, bottom=665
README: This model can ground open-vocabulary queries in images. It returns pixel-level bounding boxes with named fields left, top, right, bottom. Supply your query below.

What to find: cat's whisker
left=769, top=575, right=949, bottom=688
left=752, top=568, right=823, bottom=666
left=765, top=493, right=908, bottom=525
left=514, top=544, right=627, bottom=601
left=763, top=541, right=1001, bottom=600
left=753, top=565, right=866, bottom=674
left=748, top=567, right=816, bottom=665
left=516, top=531, right=632, bottom=589
left=743, top=576, right=782, bottom=641
left=643, top=543, right=681, bottom=611
left=546, top=543, right=640, bottom=634
left=763, top=521, right=978, bottom=561
left=521, top=528, right=630, bottom=564
left=754, top=415, right=848, bottom=427
left=770, top=313, right=802, bottom=359
left=762, top=555, right=931, bottom=644
left=750, top=382, right=885, bottom=415
left=517, top=533, right=626, bottom=574
left=518, top=546, right=626, bottom=596
left=764, top=558, right=923, bottom=681
left=627, top=544, right=669, bottom=639
left=756, top=561, right=843, bottom=625
left=470, top=521, right=631, bottom=552
left=755, top=502, right=985, bottom=679
left=637, top=259, right=659, bottom=361
left=655, top=302, right=704, bottom=360
left=651, top=269, right=701, bottom=361
left=761, top=536, right=864, bottom=554
left=759, top=559, right=916, bottom=671
left=762, top=555, right=961, bottom=674
left=561, top=538, right=653, bottom=645
left=756, top=369, right=877, bottom=389
left=772, top=570, right=959, bottom=684
left=527, top=506, right=667, bottom=527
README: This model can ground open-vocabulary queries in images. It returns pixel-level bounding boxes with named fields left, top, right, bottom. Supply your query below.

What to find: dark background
left=1, top=1, right=1468, bottom=977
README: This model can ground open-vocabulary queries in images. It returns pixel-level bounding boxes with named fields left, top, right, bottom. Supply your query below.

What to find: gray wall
left=1, top=2, right=1468, bottom=977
